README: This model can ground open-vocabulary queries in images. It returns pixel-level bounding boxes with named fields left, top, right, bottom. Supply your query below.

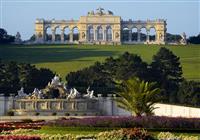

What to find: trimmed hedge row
left=46, top=116, right=200, bottom=129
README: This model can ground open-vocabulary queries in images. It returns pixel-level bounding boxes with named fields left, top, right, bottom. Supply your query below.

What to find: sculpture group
left=16, top=75, right=96, bottom=100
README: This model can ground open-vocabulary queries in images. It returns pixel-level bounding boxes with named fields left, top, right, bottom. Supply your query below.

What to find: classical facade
left=35, top=7, right=167, bottom=45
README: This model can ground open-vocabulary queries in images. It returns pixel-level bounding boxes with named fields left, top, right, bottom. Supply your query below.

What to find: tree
left=187, top=34, right=200, bottom=44
left=3, top=61, right=20, bottom=94
left=115, top=77, right=161, bottom=116
left=0, top=28, right=15, bottom=44
left=150, top=47, right=183, bottom=103
left=177, top=80, right=200, bottom=106
left=66, top=52, right=149, bottom=95
left=0, top=61, right=54, bottom=95
left=66, top=62, right=115, bottom=95
left=18, top=63, right=55, bottom=93
left=104, top=52, right=149, bottom=81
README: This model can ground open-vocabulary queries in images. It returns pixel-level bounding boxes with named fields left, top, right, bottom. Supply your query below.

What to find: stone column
left=137, top=29, right=141, bottom=42
left=112, top=31, right=114, bottom=42
left=146, top=30, right=150, bottom=42
left=94, top=30, right=97, bottom=41
left=70, top=30, right=73, bottom=42
left=52, top=30, right=55, bottom=42
left=104, top=30, right=107, bottom=41
left=61, top=30, right=64, bottom=42
left=34, top=101, right=37, bottom=110
left=129, top=30, right=132, bottom=42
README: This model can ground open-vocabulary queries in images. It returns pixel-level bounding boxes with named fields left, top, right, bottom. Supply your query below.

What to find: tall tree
left=4, top=61, right=20, bottom=94
left=66, top=62, right=115, bottom=95
left=0, top=28, right=15, bottom=44
left=104, top=52, right=148, bottom=81
left=177, top=80, right=200, bottom=106
left=150, top=47, right=183, bottom=103
left=115, top=77, right=161, bottom=116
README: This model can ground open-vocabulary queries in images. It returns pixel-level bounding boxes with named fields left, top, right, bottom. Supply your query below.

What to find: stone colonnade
left=125, top=28, right=156, bottom=42
left=121, top=19, right=167, bottom=44
left=35, top=18, right=166, bottom=44
left=44, top=26, right=76, bottom=43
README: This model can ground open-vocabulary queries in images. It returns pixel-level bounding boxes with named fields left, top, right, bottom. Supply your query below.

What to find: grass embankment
left=0, top=44, right=199, bottom=80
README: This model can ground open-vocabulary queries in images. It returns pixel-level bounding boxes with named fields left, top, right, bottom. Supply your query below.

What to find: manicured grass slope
left=0, top=44, right=199, bottom=80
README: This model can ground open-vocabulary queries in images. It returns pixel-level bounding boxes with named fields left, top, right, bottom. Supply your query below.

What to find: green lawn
left=0, top=44, right=199, bottom=80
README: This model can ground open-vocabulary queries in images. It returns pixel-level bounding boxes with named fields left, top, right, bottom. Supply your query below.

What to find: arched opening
left=97, top=26, right=103, bottom=41
left=106, top=26, right=112, bottom=41
left=45, top=27, right=52, bottom=41
left=88, top=26, right=94, bottom=42
left=149, top=27, right=156, bottom=41
left=73, top=27, right=79, bottom=41
left=131, top=28, right=138, bottom=41
left=55, top=27, right=61, bottom=42
left=140, top=28, right=147, bottom=42
left=64, top=27, right=70, bottom=42
left=122, top=27, right=129, bottom=42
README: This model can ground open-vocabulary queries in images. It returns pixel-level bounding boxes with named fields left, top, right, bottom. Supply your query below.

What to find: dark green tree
left=0, top=28, right=15, bottom=44
left=150, top=47, right=183, bottom=103
left=4, top=61, right=20, bottom=94
left=104, top=52, right=149, bottom=81
left=66, top=62, right=115, bottom=95
left=187, top=34, right=200, bottom=44
left=0, top=61, right=54, bottom=95
left=18, top=63, right=55, bottom=93
left=177, top=80, right=200, bottom=106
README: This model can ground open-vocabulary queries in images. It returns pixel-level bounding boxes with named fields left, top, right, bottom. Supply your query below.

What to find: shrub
left=65, top=113, right=70, bottom=116
left=97, top=128, right=154, bottom=140
left=45, top=116, right=200, bottom=130
left=52, top=112, right=57, bottom=116
left=35, top=112, right=40, bottom=116
left=21, top=119, right=33, bottom=123
left=157, top=132, right=199, bottom=140
left=7, top=110, right=14, bottom=116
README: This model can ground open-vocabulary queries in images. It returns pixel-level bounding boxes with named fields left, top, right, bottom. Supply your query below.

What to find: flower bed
left=0, top=128, right=154, bottom=140
left=0, top=121, right=45, bottom=132
left=46, top=116, right=200, bottom=130
left=0, top=135, right=41, bottom=140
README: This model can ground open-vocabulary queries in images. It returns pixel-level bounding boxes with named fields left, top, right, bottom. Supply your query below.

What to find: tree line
left=0, top=60, right=55, bottom=95
left=66, top=47, right=200, bottom=107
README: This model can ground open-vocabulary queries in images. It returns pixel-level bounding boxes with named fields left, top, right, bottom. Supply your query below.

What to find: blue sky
left=0, top=0, right=199, bottom=40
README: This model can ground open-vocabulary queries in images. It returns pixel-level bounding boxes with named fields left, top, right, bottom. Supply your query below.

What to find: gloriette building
left=35, top=7, right=167, bottom=45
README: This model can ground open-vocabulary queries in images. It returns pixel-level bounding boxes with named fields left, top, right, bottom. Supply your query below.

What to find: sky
left=0, top=0, right=199, bottom=40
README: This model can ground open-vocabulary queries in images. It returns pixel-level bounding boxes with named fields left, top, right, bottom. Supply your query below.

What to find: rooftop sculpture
left=87, top=7, right=114, bottom=16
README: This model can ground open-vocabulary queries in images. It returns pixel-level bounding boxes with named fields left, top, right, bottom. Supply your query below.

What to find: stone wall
left=1, top=94, right=200, bottom=118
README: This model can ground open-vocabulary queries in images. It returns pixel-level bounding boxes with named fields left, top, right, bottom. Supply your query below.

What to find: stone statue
left=16, top=87, right=27, bottom=98
left=67, top=88, right=81, bottom=99
left=31, top=88, right=44, bottom=99
left=82, top=32, right=85, bottom=39
left=107, top=10, right=113, bottom=15
left=180, top=32, right=187, bottom=45
left=96, top=7, right=104, bottom=15
left=115, top=32, right=119, bottom=39
left=50, top=75, right=62, bottom=86
left=84, top=86, right=95, bottom=98
left=15, top=32, right=22, bottom=44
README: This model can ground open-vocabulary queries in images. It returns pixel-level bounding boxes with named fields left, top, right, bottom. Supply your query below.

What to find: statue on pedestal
left=180, top=32, right=187, bottom=45
left=16, top=87, right=27, bottom=98
left=15, top=32, right=22, bottom=44
left=84, top=87, right=95, bottom=99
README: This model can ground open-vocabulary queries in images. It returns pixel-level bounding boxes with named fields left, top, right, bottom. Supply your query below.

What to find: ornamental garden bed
left=1, top=116, right=200, bottom=139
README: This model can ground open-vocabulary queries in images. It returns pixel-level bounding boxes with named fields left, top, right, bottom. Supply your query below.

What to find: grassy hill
left=0, top=44, right=199, bottom=81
